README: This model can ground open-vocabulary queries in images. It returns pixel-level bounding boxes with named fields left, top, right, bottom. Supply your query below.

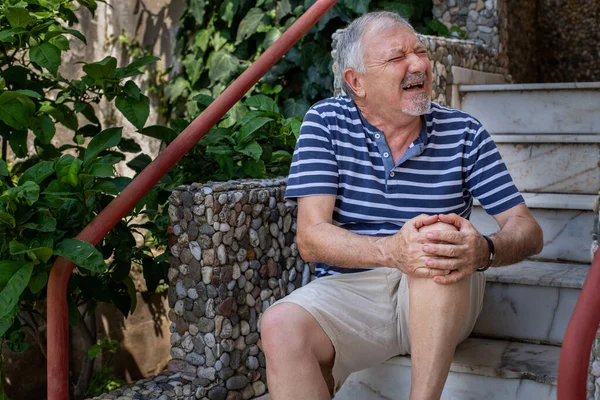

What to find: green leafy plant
left=85, top=336, right=125, bottom=397
left=0, top=0, right=176, bottom=396
left=163, top=0, right=440, bottom=125
left=176, top=93, right=301, bottom=183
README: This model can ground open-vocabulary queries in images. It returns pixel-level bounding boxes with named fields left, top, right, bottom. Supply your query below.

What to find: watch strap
left=476, top=235, right=495, bottom=272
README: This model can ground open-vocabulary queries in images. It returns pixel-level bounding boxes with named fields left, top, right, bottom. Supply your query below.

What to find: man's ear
left=343, top=68, right=365, bottom=98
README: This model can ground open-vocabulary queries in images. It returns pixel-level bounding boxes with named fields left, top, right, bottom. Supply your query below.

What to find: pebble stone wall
left=432, top=0, right=502, bottom=50
left=332, top=32, right=508, bottom=106
left=89, top=178, right=314, bottom=400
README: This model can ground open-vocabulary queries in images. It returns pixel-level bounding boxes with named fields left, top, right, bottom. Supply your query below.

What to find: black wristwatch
left=476, top=235, right=495, bottom=272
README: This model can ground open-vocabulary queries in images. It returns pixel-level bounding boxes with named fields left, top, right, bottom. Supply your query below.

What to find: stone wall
left=536, top=0, right=600, bottom=83
left=332, top=33, right=508, bottom=106
left=89, top=179, right=313, bottom=399
left=505, top=0, right=538, bottom=83
left=432, top=0, right=501, bottom=49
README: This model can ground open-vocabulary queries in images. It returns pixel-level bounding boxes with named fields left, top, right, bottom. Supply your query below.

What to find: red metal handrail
left=46, top=1, right=338, bottom=398
left=558, top=249, right=600, bottom=399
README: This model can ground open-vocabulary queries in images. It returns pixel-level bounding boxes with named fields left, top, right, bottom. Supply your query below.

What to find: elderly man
left=260, top=11, right=543, bottom=400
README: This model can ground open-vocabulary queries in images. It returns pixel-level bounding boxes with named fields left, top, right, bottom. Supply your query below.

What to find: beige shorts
left=274, top=268, right=485, bottom=392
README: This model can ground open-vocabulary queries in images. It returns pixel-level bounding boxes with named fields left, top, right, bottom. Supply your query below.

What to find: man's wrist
left=476, top=235, right=495, bottom=271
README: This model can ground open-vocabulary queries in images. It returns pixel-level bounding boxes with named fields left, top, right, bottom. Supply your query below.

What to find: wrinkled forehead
left=362, top=21, right=423, bottom=57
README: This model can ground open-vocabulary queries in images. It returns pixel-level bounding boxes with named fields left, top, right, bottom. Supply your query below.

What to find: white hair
left=335, top=11, right=415, bottom=97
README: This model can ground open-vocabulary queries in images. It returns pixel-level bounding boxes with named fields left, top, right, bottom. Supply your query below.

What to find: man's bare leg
left=261, top=303, right=335, bottom=400
left=408, top=222, right=471, bottom=400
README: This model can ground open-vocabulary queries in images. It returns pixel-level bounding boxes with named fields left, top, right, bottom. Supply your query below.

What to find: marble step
left=334, top=338, right=559, bottom=400
left=473, top=260, right=587, bottom=344
left=459, top=82, right=600, bottom=134
left=492, top=135, right=600, bottom=195
left=471, top=193, right=596, bottom=264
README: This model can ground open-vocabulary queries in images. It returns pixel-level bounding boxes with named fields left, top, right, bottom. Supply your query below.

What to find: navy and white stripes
left=285, top=96, right=524, bottom=277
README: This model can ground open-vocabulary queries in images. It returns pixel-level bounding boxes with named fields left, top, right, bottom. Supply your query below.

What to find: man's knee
left=261, top=303, right=312, bottom=356
left=261, top=303, right=334, bottom=365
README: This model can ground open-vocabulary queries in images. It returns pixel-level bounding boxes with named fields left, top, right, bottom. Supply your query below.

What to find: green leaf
left=282, top=97, right=310, bottom=118
left=31, top=115, right=56, bottom=144
left=122, top=80, right=140, bottom=100
left=138, top=125, right=178, bottom=143
left=29, top=270, right=48, bottom=294
left=22, top=211, right=56, bottom=233
left=237, top=116, right=272, bottom=144
left=0, top=212, right=16, bottom=228
left=5, top=7, right=31, bottom=28
left=0, top=262, right=33, bottom=320
left=1, top=181, right=40, bottom=205
left=115, top=95, right=149, bottom=131
left=0, top=315, right=13, bottom=336
left=0, top=92, right=35, bottom=130
left=117, top=137, right=142, bottom=153
left=56, top=155, right=83, bottom=186
left=6, top=329, right=29, bottom=352
left=276, top=0, right=292, bottom=22
left=242, top=159, right=265, bottom=178
left=8, top=129, right=28, bottom=158
left=164, top=76, right=191, bottom=104
left=83, top=56, right=117, bottom=80
left=0, top=28, right=28, bottom=42
left=207, top=51, right=239, bottom=84
left=206, top=146, right=233, bottom=156
left=126, top=154, right=152, bottom=173
left=88, top=343, right=102, bottom=359
left=54, top=238, right=105, bottom=272
left=189, top=0, right=206, bottom=25
left=83, top=127, right=122, bottom=166
left=19, top=161, right=55, bottom=185
left=29, top=42, right=61, bottom=75
left=0, top=160, right=9, bottom=176
left=263, top=27, right=282, bottom=49
left=198, top=127, right=234, bottom=147
left=182, top=54, right=204, bottom=86
left=90, top=180, right=118, bottom=195
left=220, top=0, right=238, bottom=26
left=28, top=247, right=53, bottom=263
left=271, top=150, right=292, bottom=163
left=66, top=29, right=86, bottom=44
left=341, top=0, right=370, bottom=14
left=83, top=160, right=115, bottom=178
left=15, top=89, right=41, bottom=98
left=79, top=103, right=99, bottom=125
left=245, top=95, right=278, bottom=113
left=123, top=275, right=137, bottom=313
left=50, top=34, right=69, bottom=51
left=124, top=56, right=160, bottom=72
left=235, top=8, right=264, bottom=44
left=235, top=140, right=262, bottom=160
left=0, top=261, right=29, bottom=291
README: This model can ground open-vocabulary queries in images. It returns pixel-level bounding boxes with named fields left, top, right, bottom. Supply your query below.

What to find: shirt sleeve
left=284, top=108, right=339, bottom=203
left=464, top=125, right=525, bottom=215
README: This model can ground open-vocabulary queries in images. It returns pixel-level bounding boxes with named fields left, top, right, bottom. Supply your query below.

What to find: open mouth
left=402, top=82, right=424, bottom=91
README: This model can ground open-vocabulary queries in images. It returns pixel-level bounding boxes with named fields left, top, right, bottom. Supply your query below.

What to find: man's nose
left=406, top=53, right=428, bottom=74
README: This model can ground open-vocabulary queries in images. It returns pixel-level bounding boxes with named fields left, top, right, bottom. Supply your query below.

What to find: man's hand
left=421, top=213, right=489, bottom=284
left=382, top=214, right=454, bottom=278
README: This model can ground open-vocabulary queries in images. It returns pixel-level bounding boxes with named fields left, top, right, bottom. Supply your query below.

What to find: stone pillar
left=165, top=179, right=313, bottom=399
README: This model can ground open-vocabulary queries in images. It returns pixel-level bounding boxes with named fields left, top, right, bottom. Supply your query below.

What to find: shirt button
left=375, top=133, right=381, bottom=139
left=390, top=172, right=395, bottom=177
left=383, top=152, right=389, bottom=158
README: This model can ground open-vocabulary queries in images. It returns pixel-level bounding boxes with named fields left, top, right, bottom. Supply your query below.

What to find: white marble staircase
left=334, top=83, right=600, bottom=399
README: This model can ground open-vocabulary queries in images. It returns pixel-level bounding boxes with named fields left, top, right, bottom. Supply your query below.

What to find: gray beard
left=402, top=93, right=431, bottom=116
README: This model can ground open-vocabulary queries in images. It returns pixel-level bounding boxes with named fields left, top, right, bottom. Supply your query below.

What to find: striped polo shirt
left=285, top=96, right=524, bottom=277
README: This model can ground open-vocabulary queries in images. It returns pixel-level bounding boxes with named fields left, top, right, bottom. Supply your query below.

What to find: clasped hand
left=385, top=213, right=486, bottom=284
